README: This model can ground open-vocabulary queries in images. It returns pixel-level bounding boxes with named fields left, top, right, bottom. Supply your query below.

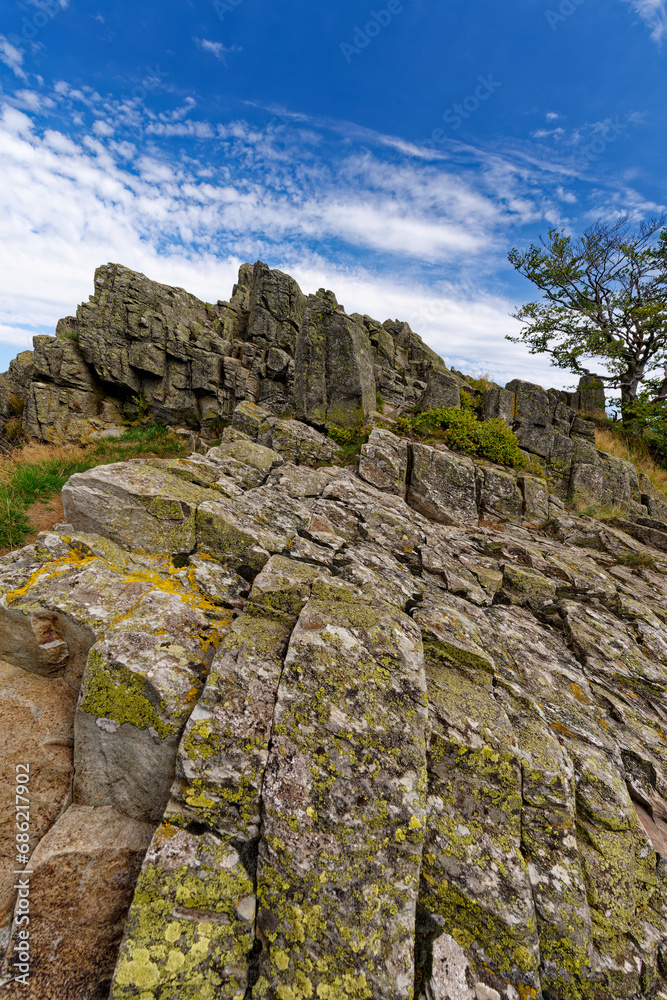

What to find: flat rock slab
left=62, top=462, right=219, bottom=555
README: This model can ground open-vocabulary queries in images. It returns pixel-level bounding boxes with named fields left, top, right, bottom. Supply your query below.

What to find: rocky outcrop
left=0, top=262, right=468, bottom=445
left=2, top=408, right=667, bottom=999
left=2, top=258, right=650, bottom=518
left=3, top=264, right=667, bottom=999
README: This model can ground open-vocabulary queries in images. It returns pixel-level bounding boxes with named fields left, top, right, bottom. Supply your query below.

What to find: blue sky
left=0, top=0, right=665, bottom=389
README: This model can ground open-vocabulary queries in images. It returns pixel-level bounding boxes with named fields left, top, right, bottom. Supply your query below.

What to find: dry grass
left=595, top=426, right=667, bottom=495
left=26, top=494, right=65, bottom=533
left=573, top=499, right=634, bottom=522
left=0, top=442, right=87, bottom=484
left=0, top=425, right=187, bottom=552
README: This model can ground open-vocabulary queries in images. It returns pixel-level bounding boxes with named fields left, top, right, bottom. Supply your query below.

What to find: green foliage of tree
left=508, top=216, right=667, bottom=420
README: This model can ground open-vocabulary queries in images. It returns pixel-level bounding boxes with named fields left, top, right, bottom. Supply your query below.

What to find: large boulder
left=62, top=462, right=219, bottom=555
left=2, top=806, right=153, bottom=1000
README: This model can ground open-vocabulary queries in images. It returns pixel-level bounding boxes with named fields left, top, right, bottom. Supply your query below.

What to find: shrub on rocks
left=397, top=406, right=527, bottom=470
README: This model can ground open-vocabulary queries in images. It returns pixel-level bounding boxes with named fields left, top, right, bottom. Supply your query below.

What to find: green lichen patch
left=111, top=827, right=255, bottom=1000
left=79, top=649, right=176, bottom=737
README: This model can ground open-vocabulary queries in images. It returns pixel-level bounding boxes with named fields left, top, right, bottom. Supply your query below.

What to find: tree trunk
left=621, top=371, right=642, bottom=424
left=620, top=369, right=643, bottom=424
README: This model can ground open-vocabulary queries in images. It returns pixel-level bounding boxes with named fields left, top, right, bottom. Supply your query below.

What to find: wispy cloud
left=0, top=35, right=27, bottom=80
left=194, top=38, right=241, bottom=62
left=622, top=0, right=667, bottom=43
left=0, top=80, right=659, bottom=389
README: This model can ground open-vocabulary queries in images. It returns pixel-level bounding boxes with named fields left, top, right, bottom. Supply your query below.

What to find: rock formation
left=1, top=264, right=667, bottom=1000
left=0, top=261, right=464, bottom=445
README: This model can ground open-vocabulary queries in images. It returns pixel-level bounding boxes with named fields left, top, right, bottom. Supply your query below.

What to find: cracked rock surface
left=1, top=413, right=667, bottom=1000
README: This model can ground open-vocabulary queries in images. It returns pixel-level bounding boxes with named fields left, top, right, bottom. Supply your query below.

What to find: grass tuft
left=573, top=500, right=632, bottom=522
left=618, top=551, right=656, bottom=570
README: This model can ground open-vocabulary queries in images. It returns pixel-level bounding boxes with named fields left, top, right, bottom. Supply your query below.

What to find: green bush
left=328, top=425, right=365, bottom=447
left=328, top=424, right=371, bottom=463
left=397, top=406, right=526, bottom=470
left=130, top=392, right=151, bottom=420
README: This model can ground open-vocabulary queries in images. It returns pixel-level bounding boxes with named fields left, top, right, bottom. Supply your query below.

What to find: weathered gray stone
left=408, top=442, right=478, bottom=525
left=420, top=367, right=461, bottom=410
left=257, top=416, right=338, bottom=465
left=0, top=350, right=33, bottom=426
left=205, top=439, right=284, bottom=489
left=519, top=473, right=549, bottom=521
left=567, top=373, right=606, bottom=415
left=483, top=385, right=515, bottom=424
left=358, top=428, right=409, bottom=495
left=506, top=379, right=552, bottom=427
left=571, top=415, right=596, bottom=438
left=73, top=589, right=231, bottom=823
left=231, top=399, right=272, bottom=439
left=255, top=577, right=428, bottom=1000
left=480, top=466, right=523, bottom=523
left=3, top=278, right=667, bottom=1000
left=62, top=462, right=218, bottom=555
left=111, top=557, right=323, bottom=1000
left=246, top=260, right=306, bottom=354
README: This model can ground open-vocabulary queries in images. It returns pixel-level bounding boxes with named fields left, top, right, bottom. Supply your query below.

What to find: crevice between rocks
left=404, top=441, right=415, bottom=504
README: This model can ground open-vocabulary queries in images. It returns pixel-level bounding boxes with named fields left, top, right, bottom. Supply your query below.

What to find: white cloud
left=93, top=119, right=114, bottom=137
left=622, top=0, right=667, bottom=42
left=146, top=120, right=216, bottom=138
left=0, top=323, right=37, bottom=348
left=194, top=38, right=241, bottom=61
left=0, top=35, right=27, bottom=80
left=0, top=85, right=654, bottom=391
left=531, top=127, right=565, bottom=140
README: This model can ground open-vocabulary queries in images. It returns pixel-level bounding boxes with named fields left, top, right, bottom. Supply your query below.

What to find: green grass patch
left=397, top=406, right=527, bottom=470
left=0, top=423, right=187, bottom=550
